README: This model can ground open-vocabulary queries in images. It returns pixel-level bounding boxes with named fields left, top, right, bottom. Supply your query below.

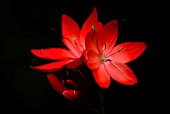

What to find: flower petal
left=62, top=38, right=81, bottom=58
left=85, top=49, right=100, bottom=70
left=66, top=56, right=84, bottom=69
left=63, top=90, right=80, bottom=102
left=62, top=14, right=80, bottom=39
left=47, top=73, right=65, bottom=94
left=80, top=7, right=98, bottom=48
left=85, top=30, right=99, bottom=52
left=98, top=20, right=118, bottom=55
left=31, top=48, right=76, bottom=60
left=109, top=42, right=147, bottom=63
left=96, top=22, right=103, bottom=32
left=92, top=64, right=110, bottom=88
left=30, top=59, right=72, bottom=72
left=104, top=61, right=137, bottom=85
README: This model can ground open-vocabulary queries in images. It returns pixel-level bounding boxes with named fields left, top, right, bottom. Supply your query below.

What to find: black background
left=0, top=0, right=163, bottom=113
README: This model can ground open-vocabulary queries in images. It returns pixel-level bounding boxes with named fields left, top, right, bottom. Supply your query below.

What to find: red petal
left=85, top=50, right=100, bottom=70
left=63, top=90, right=80, bottom=102
left=96, top=22, right=103, bottom=32
left=98, top=20, right=118, bottom=55
left=47, top=73, right=65, bottom=94
left=62, top=14, right=80, bottom=39
left=30, top=59, right=72, bottom=72
left=62, top=38, right=82, bottom=58
left=85, top=30, right=99, bottom=53
left=31, top=48, right=76, bottom=60
left=80, top=7, right=98, bottom=48
left=66, top=56, right=84, bottom=68
left=108, top=42, right=147, bottom=63
left=92, top=64, right=110, bottom=88
left=104, top=61, right=137, bottom=85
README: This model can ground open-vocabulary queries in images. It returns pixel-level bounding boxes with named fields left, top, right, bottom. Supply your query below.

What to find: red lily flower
left=85, top=20, right=147, bottom=88
left=30, top=7, right=100, bottom=72
left=47, top=69, right=88, bottom=103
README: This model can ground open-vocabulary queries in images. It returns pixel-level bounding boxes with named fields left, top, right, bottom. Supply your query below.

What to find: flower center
left=100, top=55, right=107, bottom=62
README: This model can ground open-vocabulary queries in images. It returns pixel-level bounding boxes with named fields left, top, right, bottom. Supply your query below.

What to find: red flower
left=30, top=7, right=100, bottom=72
left=85, top=20, right=147, bottom=88
left=47, top=70, right=88, bottom=103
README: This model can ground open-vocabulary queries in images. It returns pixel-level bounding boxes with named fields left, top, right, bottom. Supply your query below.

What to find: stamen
left=73, top=37, right=84, bottom=54
left=90, top=23, right=96, bottom=31
left=107, top=46, right=124, bottom=57
left=117, top=46, right=124, bottom=52
left=102, top=43, right=107, bottom=51
left=106, top=59, right=111, bottom=62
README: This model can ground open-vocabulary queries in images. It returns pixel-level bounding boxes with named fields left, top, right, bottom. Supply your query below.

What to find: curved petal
left=80, top=7, right=98, bottom=48
left=63, top=90, right=80, bottom=102
left=31, top=48, right=76, bottom=60
left=104, top=61, right=137, bottom=85
left=85, top=30, right=99, bottom=53
left=92, top=64, right=110, bottom=88
left=30, top=59, right=72, bottom=72
left=85, top=50, right=100, bottom=70
left=98, top=20, right=118, bottom=55
left=108, top=42, right=147, bottom=63
left=47, top=73, right=65, bottom=94
left=62, top=14, right=80, bottom=39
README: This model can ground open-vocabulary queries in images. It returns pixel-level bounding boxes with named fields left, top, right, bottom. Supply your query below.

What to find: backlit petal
left=92, top=64, right=110, bottom=88
left=31, top=48, right=76, bottom=60
left=98, top=20, right=118, bottom=54
left=104, top=61, right=137, bottom=85
left=30, top=59, right=72, bottom=72
left=80, top=7, right=98, bottom=48
left=47, top=73, right=65, bottom=94
left=109, top=42, right=147, bottom=63
left=62, top=14, right=80, bottom=39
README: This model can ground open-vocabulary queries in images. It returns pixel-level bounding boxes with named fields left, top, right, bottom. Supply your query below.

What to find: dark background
left=0, top=0, right=163, bottom=113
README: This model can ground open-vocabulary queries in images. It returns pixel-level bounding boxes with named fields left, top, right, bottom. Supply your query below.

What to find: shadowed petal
left=109, top=42, right=147, bottom=63
left=96, top=22, right=103, bottom=32
left=85, top=50, right=100, bottom=70
left=66, top=56, right=84, bottom=69
left=104, top=61, right=137, bottom=85
left=66, top=70, right=87, bottom=93
left=31, top=48, right=76, bottom=60
left=63, top=90, right=80, bottom=102
left=80, top=7, right=98, bottom=48
left=92, top=64, right=110, bottom=88
left=47, top=73, right=65, bottom=94
left=30, top=59, right=72, bottom=72
left=62, top=14, right=80, bottom=39
left=85, top=30, right=99, bottom=53
left=98, top=20, right=118, bottom=54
